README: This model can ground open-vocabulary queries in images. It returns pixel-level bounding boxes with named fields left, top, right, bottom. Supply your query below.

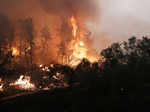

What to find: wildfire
left=10, top=75, right=35, bottom=90
left=68, top=16, right=98, bottom=66
left=12, top=47, right=19, bottom=56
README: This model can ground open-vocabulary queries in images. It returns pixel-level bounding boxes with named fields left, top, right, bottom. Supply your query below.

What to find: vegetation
left=0, top=14, right=150, bottom=111
left=1, top=36, right=150, bottom=91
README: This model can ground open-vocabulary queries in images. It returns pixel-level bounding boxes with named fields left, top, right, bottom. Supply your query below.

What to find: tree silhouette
left=101, top=36, right=150, bottom=95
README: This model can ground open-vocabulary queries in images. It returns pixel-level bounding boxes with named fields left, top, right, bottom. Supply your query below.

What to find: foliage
left=101, top=36, right=150, bottom=95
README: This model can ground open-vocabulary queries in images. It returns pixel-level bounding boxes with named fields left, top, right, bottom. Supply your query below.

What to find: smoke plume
left=40, top=0, right=100, bottom=21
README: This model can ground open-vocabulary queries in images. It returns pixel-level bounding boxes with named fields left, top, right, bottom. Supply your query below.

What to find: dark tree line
left=100, top=36, right=150, bottom=95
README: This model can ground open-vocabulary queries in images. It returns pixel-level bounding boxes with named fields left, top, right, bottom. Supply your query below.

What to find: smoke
left=1, top=0, right=150, bottom=43
left=99, top=0, right=150, bottom=41
left=1, top=0, right=150, bottom=65
left=0, top=12, right=14, bottom=46
left=0, top=0, right=101, bottom=65
left=40, top=0, right=100, bottom=22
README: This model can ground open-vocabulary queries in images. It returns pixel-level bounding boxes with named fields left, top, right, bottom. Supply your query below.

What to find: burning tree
left=55, top=15, right=99, bottom=66
left=18, top=18, right=35, bottom=67
left=66, top=16, right=98, bottom=66
left=0, top=13, right=15, bottom=74
left=40, top=25, right=51, bottom=55
left=57, top=17, right=73, bottom=64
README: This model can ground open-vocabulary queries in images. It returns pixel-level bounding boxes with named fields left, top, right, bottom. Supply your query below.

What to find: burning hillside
left=0, top=0, right=102, bottom=98
left=0, top=0, right=101, bottom=66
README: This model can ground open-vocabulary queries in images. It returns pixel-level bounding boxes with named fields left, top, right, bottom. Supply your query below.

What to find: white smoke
left=99, top=0, right=150, bottom=42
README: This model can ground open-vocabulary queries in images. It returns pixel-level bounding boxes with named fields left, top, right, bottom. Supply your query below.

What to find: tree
left=40, top=25, right=51, bottom=53
left=19, top=18, right=35, bottom=66
left=58, top=17, right=72, bottom=64
left=101, top=36, right=150, bottom=67
left=0, top=13, right=14, bottom=49
left=101, top=36, right=150, bottom=95
left=0, top=13, right=15, bottom=74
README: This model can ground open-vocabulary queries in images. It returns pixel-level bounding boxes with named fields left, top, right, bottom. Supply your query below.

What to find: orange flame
left=10, top=75, right=35, bottom=90
left=68, top=16, right=98, bottom=66
left=12, top=47, right=19, bottom=56
left=71, top=16, right=78, bottom=38
left=0, top=78, right=4, bottom=92
left=79, top=41, right=84, bottom=46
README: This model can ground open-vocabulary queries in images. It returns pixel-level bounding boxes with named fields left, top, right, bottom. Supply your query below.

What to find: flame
left=39, top=64, right=43, bottom=68
left=71, top=16, right=78, bottom=38
left=10, top=75, right=35, bottom=90
left=52, top=72, right=64, bottom=80
left=88, top=56, right=98, bottom=63
left=69, top=16, right=87, bottom=66
left=72, top=41, right=87, bottom=59
left=79, top=41, right=84, bottom=46
left=0, top=78, right=4, bottom=92
left=12, top=47, right=19, bottom=56
left=68, top=16, right=98, bottom=66
left=39, top=64, right=50, bottom=72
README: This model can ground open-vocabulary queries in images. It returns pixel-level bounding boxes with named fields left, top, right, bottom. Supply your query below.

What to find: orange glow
left=88, top=56, right=99, bottom=63
left=79, top=41, right=84, bottom=46
left=68, top=16, right=98, bottom=66
left=0, top=78, right=4, bottom=92
left=72, top=41, right=87, bottom=59
left=71, top=16, right=78, bottom=38
left=10, top=75, right=35, bottom=90
left=12, top=47, right=19, bottom=56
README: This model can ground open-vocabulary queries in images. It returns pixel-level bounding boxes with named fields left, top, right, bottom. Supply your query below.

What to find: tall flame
left=68, top=16, right=98, bottom=66
left=71, top=16, right=78, bottom=38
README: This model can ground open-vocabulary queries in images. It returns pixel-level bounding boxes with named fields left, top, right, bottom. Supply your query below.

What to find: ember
left=0, top=78, right=4, bottom=92
left=12, top=47, right=19, bottom=56
left=39, top=65, right=50, bottom=72
left=52, top=72, right=65, bottom=81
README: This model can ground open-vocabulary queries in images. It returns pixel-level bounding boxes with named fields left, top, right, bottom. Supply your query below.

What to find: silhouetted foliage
left=101, top=36, right=150, bottom=95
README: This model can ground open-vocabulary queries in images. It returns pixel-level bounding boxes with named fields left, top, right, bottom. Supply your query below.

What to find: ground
left=0, top=87, right=148, bottom=112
